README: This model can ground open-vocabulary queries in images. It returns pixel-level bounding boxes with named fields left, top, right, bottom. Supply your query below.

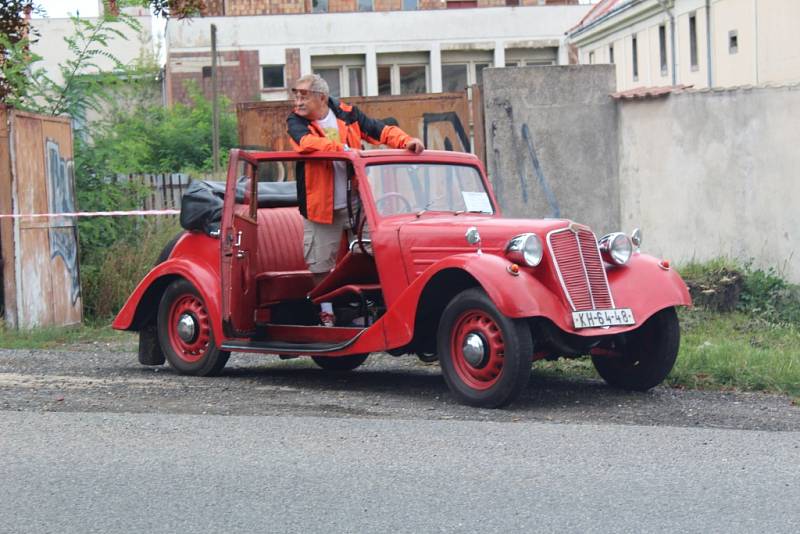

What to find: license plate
left=572, top=308, right=635, bottom=329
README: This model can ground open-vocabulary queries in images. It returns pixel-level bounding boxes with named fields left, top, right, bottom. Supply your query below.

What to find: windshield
left=366, top=163, right=494, bottom=216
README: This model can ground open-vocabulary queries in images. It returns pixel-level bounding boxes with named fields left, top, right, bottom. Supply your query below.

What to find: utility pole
left=211, top=24, right=220, bottom=175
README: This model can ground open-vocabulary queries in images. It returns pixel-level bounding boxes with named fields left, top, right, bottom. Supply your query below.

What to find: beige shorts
left=303, top=208, right=353, bottom=274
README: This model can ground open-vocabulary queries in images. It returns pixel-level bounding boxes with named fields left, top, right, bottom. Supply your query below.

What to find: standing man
left=287, top=74, right=424, bottom=287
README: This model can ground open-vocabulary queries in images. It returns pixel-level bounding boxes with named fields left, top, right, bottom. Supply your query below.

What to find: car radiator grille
left=547, top=227, right=614, bottom=311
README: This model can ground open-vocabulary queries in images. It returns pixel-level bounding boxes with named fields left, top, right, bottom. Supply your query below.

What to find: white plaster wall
left=618, top=85, right=800, bottom=282
left=167, top=6, right=589, bottom=74
left=572, top=0, right=800, bottom=91
left=30, top=16, right=154, bottom=86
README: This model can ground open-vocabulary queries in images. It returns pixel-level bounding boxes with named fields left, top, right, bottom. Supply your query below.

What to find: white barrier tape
left=0, top=209, right=180, bottom=219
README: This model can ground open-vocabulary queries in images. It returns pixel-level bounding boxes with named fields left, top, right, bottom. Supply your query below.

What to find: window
left=446, top=0, right=477, bottom=7
left=311, top=55, right=366, bottom=97
left=261, top=65, right=284, bottom=89
left=729, top=30, right=738, bottom=54
left=475, top=63, right=489, bottom=85
left=202, top=66, right=212, bottom=78
left=689, top=14, right=698, bottom=70
left=378, top=66, right=392, bottom=95
left=588, top=51, right=595, bottom=65
left=315, top=68, right=341, bottom=97
left=442, top=64, right=468, bottom=92
left=402, top=0, right=418, bottom=9
left=632, top=34, right=639, bottom=81
left=377, top=52, right=430, bottom=95
left=348, top=67, right=364, bottom=96
left=358, top=0, right=372, bottom=11
left=659, top=24, right=668, bottom=76
left=609, top=44, right=614, bottom=64
left=399, top=65, right=427, bottom=94
left=505, top=0, right=519, bottom=5
left=312, top=0, right=327, bottom=13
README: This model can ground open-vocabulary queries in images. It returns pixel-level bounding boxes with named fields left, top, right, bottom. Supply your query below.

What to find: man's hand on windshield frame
left=405, top=138, right=425, bottom=155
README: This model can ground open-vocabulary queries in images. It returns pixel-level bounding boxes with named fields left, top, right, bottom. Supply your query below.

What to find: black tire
left=157, top=278, right=230, bottom=376
left=437, top=287, right=533, bottom=408
left=591, top=307, right=680, bottom=391
left=312, top=354, right=369, bottom=371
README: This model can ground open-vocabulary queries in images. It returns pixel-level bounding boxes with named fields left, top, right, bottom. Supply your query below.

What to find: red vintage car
left=113, top=148, right=690, bottom=408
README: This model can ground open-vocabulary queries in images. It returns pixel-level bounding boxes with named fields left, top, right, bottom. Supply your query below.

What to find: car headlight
left=599, top=232, right=633, bottom=265
left=506, top=233, right=543, bottom=267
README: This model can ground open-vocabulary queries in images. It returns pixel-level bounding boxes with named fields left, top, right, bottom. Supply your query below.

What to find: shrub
left=81, top=218, right=182, bottom=319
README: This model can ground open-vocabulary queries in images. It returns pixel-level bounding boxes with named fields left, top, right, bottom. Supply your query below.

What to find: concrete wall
left=483, top=65, right=620, bottom=235
left=618, top=84, right=800, bottom=282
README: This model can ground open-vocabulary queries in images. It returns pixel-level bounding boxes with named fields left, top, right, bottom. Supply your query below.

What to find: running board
left=221, top=332, right=364, bottom=354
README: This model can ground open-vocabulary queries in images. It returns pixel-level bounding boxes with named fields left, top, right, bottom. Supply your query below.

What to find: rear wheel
left=157, top=278, right=230, bottom=376
left=591, top=307, right=680, bottom=391
left=437, top=288, right=533, bottom=408
left=312, top=354, right=369, bottom=371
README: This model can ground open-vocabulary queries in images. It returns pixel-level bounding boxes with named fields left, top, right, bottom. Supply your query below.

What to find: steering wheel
left=375, top=192, right=413, bottom=215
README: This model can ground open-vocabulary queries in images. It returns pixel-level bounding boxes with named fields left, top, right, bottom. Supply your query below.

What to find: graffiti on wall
left=45, top=139, right=80, bottom=306
left=489, top=100, right=561, bottom=217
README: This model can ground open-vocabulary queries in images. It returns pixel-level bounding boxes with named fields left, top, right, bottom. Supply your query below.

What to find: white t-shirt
left=315, top=108, right=348, bottom=210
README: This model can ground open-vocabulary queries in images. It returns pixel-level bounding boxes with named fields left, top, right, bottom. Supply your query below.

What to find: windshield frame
left=363, top=161, right=497, bottom=220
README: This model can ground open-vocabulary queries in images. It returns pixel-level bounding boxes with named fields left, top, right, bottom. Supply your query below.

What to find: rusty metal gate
left=0, top=106, right=82, bottom=329
left=236, top=91, right=484, bottom=161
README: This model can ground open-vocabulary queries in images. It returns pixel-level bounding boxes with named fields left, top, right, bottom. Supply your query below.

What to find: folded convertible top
left=179, top=178, right=298, bottom=235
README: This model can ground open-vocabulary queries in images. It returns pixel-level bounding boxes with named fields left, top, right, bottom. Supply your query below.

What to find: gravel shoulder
left=0, top=341, right=797, bottom=431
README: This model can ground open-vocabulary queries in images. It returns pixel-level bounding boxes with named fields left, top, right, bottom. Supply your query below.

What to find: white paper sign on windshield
left=462, top=192, right=493, bottom=214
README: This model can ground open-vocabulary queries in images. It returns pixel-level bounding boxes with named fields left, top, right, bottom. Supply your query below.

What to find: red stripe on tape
left=0, top=209, right=180, bottom=219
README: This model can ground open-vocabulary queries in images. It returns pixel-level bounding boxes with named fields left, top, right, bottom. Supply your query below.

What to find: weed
left=81, top=218, right=183, bottom=319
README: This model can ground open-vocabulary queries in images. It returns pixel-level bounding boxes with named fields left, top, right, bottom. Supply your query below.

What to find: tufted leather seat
left=254, top=207, right=314, bottom=304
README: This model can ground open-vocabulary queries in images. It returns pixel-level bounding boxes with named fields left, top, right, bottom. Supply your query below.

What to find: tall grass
left=80, top=218, right=183, bottom=319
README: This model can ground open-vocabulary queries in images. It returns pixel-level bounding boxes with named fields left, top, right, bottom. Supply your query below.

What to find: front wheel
left=157, top=278, right=230, bottom=376
left=312, top=354, right=369, bottom=371
left=437, top=288, right=533, bottom=408
left=591, top=307, right=680, bottom=391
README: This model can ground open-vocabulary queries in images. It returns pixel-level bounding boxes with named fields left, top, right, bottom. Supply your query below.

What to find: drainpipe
left=657, top=0, right=677, bottom=85
left=706, top=0, right=713, bottom=87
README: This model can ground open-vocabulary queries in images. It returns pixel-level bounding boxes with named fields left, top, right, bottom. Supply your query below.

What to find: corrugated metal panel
left=236, top=92, right=473, bottom=155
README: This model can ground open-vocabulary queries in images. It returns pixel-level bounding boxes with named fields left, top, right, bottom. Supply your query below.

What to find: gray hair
left=295, top=74, right=329, bottom=96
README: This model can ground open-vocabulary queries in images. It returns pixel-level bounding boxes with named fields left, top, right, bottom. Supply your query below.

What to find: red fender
left=112, top=236, right=223, bottom=343
left=379, top=253, right=564, bottom=347
left=379, top=252, right=691, bottom=347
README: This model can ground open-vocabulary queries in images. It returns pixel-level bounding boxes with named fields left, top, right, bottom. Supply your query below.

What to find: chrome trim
left=631, top=227, right=642, bottom=252
left=546, top=226, right=616, bottom=312
left=505, top=233, right=542, bottom=267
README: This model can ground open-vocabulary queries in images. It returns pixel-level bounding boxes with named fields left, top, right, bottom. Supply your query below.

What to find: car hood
left=396, top=215, right=578, bottom=279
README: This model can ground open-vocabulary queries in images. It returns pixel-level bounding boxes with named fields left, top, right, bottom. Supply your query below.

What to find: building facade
left=164, top=1, right=590, bottom=106
left=568, top=0, right=800, bottom=91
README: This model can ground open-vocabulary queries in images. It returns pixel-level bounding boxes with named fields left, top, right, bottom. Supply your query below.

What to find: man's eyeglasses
left=291, top=88, right=322, bottom=101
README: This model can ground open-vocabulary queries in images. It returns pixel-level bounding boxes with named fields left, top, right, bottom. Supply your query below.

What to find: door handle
left=234, top=230, right=243, bottom=247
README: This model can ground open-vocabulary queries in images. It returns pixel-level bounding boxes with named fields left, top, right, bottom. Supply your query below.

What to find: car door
left=221, top=151, right=259, bottom=336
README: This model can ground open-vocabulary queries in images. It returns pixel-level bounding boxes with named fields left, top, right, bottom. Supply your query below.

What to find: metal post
left=211, top=24, right=220, bottom=175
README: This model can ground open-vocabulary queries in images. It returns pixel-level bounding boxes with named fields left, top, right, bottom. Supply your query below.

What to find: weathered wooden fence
left=109, top=173, right=195, bottom=210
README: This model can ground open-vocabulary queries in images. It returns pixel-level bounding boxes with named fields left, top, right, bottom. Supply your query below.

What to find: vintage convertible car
left=113, top=149, right=690, bottom=408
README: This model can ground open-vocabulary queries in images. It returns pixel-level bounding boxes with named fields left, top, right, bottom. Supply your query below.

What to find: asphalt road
left=1, top=343, right=799, bottom=533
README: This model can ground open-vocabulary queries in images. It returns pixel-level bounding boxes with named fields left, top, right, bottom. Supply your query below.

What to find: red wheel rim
left=450, top=310, right=505, bottom=391
left=167, top=293, right=211, bottom=363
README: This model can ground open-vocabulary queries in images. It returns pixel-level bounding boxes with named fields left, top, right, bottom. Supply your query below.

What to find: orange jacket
left=287, top=97, right=412, bottom=223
